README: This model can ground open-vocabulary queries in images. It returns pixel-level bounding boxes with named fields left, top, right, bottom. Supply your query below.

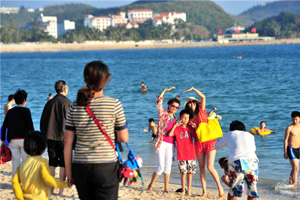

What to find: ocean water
left=1, top=44, right=300, bottom=199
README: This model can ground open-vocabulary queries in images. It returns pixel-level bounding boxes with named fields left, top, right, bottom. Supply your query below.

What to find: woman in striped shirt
left=64, top=61, right=129, bottom=200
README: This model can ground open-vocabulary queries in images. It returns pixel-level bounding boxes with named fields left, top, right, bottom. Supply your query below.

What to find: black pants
left=73, top=162, right=119, bottom=200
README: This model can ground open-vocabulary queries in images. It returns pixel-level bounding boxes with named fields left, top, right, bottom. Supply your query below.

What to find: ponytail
left=76, top=86, right=95, bottom=106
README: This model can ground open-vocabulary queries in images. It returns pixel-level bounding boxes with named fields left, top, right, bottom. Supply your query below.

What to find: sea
left=1, top=44, right=300, bottom=199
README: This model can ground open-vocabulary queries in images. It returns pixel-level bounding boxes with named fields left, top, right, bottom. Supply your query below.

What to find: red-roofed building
left=153, top=12, right=186, bottom=26
left=128, top=9, right=153, bottom=23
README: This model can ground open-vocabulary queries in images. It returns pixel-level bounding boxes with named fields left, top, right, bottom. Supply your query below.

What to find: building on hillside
left=153, top=12, right=186, bottom=26
left=214, top=25, right=275, bottom=43
left=37, top=13, right=58, bottom=38
left=27, top=8, right=35, bottom=13
left=84, top=14, right=111, bottom=31
left=0, top=7, right=19, bottom=14
left=111, top=11, right=128, bottom=27
left=58, top=20, right=75, bottom=36
left=128, top=9, right=153, bottom=23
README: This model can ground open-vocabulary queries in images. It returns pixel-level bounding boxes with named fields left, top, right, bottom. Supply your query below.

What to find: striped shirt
left=65, top=96, right=128, bottom=164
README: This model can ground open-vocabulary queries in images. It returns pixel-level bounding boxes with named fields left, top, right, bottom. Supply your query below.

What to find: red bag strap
left=86, top=105, right=115, bottom=150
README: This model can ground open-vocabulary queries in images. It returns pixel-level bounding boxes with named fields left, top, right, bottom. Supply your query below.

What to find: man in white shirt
left=215, top=120, right=259, bottom=200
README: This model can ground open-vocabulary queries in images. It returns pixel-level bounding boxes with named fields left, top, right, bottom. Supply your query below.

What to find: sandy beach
left=1, top=39, right=300, bottom=53
left=0, top=161, right=272, bottom=200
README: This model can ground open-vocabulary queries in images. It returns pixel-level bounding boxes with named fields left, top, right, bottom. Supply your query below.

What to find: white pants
left=9, top=139, right=28, bottom=176
left=155, top=141, right=174, bottom=175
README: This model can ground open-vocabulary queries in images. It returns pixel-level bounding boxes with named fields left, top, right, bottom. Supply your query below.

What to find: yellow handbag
left=196, top=114, right=223, bottom=143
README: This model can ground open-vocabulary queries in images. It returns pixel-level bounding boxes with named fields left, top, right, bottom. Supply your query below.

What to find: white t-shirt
left=214, top=130, right=258, bottom=163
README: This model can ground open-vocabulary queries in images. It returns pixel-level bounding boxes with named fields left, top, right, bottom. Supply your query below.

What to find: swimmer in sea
left=143, top=118, right=158, bottom=143
left=257, top=121, right=278, bottom=136
left=141, top=82, right=147, bottom=92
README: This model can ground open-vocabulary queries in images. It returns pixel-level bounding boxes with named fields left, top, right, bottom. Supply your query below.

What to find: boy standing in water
left=143, top=118, right=158, bottom=143
left=169, top=109, right=196, bottom=196
left=284, top=111, right=300, bottom=186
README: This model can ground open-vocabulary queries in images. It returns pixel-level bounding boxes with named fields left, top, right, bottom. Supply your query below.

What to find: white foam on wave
left=274, top=182, right=300, bottom=199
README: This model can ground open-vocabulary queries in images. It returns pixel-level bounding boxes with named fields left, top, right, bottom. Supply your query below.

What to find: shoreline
left=1, top=161, right=271, bottom=200
left=1, top=39, right=300, bottom=53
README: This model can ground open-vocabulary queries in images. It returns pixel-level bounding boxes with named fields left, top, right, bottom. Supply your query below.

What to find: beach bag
left=86, top=106, right=144, bottom=186
left=196, top=115, right=223, bottom=143
left=0, top=144, right=11, bottom=164
left=116, top=142, right=144, bottom=186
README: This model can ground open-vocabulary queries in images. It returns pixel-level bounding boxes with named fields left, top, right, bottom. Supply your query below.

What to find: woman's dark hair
left=260, top=121, right=265, bottom=126
left=149, top=118, right=154, bottom=123
left=184, top=100, right=199, bottom=119
left=24, top=131, right=47, bottom=156
left=14, top=89, right=27, bottom=105
left=167, top=98, right=180, bottom=106
left=218, top=157, right=228, bottom=172
left=229, top=120, right=246, bottom=131
left=77, top=61, right=111, bottom=106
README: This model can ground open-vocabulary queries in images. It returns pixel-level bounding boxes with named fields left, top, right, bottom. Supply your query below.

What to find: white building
left=111, top=11, right=128, bottom=27
left=0, top=7, right=19, bottom=14
left=153, top=12, right=186, bottom=26
left=37, top=13, right=58, bottom=38
left=128, top=9, right=153, bottom=23
left=84, top=14, right=111, bottom=31
left=58, top=20, right=75, bottom=36
left=27, top=8, right=35, bottom=13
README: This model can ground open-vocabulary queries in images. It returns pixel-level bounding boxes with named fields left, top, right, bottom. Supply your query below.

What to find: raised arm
left=158, top=87, right=176, bottom=98
left=183, top=87, right=206, bottom=110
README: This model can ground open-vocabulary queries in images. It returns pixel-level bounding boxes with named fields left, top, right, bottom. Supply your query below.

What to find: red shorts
left=195, top=139, right=217, bottom=154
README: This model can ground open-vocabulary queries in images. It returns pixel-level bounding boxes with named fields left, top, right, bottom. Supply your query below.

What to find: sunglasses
left=170, top=104, right=179, bottom=109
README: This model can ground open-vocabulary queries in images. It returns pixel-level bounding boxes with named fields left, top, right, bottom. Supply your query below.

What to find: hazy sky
left=0, top=0, right=276, bottom=15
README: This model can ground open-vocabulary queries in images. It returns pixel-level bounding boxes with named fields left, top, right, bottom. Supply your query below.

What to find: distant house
left=84, top=14, right=111, bottom=31
left=128, top=9, right=153, bottom=23
left=215, top=25, right=275, bottom=43
left=0, top=7, right=19, bottom=14
left=111, top=12, right=128, bottom=27
left=58, top=20, right=75, bottom=36
left=153, top=12, right=186, bottom=26
left=37, top=13, right=58, bottom=38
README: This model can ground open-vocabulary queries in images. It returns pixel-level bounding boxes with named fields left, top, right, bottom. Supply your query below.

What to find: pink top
left=155, top=97, right=177, bottom=151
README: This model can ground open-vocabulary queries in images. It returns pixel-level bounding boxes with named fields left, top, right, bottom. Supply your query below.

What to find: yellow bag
left=196, top=118, right=223, bottom=143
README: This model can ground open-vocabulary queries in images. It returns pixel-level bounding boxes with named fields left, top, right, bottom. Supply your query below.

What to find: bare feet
left=219, top=188, right=225, bottom=197
left=200, top=194, right=208, bottom=198
left=147, top=185, right=152, bottom=192
left=163, top=190, right=169, bottom=194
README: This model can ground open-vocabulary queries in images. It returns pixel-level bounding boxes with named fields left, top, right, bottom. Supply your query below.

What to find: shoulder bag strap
left=86, top=105, right=115, bottom=150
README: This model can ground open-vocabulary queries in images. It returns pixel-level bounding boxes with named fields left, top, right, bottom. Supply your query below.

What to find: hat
left=184, top=97, right=199, bottom=107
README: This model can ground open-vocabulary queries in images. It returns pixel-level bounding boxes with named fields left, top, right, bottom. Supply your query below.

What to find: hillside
left=245, top=12, right=300, bottom=39
left=236, top=0, right=300, bottom=27
left=1, top=0, right=237, bottom=32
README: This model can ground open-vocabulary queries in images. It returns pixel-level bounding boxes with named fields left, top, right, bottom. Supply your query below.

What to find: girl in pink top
left=148, top=87, right=180, bottom=194
left=183, top=87, right=224, bottom=198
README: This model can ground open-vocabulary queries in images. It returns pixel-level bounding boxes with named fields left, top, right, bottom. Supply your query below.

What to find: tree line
left=0, top=19, right=210, bottom=44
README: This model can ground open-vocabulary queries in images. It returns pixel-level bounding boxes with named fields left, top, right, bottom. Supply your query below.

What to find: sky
left=0, top=0, right=276, bottom=15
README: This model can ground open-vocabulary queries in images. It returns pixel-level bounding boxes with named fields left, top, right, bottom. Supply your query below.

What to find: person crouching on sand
left=12, top=131, right=68, bottom=200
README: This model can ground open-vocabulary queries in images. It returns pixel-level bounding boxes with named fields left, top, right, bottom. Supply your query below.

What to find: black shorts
left=73, top=162, right=119, bottom=200
left=47, top=140, right=65, bottom=167
left=287, top=146, right=300, bottom=159
left=152, top=133, right=157, bottom=138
